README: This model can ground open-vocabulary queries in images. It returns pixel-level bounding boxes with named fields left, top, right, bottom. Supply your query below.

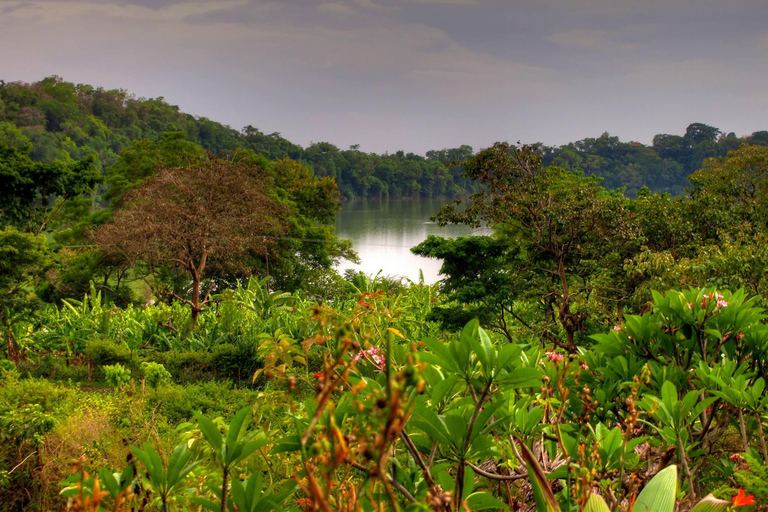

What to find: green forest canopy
left=3, top=76, right=768, bottom=198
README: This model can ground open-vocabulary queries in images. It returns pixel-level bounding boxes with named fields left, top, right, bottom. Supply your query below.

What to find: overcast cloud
left=1, top=0, right=766, bottom=153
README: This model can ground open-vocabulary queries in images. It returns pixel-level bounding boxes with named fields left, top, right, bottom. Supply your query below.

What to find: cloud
left=318, top=2, right=355, bottom=15
left=408, top=0, right=477, bottom=5
left=548, top=29, right=636, bottom=51
left=1, top=0, right=767, bottom=153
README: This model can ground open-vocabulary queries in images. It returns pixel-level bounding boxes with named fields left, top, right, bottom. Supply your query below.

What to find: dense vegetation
left=4, top=76, right=768, bottom=511
left=3, top=77, right=768, bottom=198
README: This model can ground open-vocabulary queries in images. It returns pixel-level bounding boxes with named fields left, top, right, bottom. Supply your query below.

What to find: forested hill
left=2, top=76, right=768, bottom=197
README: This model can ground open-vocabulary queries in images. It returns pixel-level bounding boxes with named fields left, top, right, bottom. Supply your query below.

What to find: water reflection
left=335, top=198, right=487, bottom=284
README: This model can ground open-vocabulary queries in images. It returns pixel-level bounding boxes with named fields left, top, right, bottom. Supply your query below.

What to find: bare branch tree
left=94, top=155, right=288, bottom=326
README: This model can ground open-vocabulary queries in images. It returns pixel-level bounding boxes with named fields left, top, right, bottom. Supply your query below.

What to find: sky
left=1, top=0, right=767, bottom=154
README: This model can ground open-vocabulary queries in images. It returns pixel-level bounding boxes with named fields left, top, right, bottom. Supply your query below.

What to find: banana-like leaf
left=633, top=465, right=676, bottom=512
left=583, top=493, right=611, bottom=512
left=515, top=437, right=560, bottom=512
left=689, top=494, right=732, bottom=512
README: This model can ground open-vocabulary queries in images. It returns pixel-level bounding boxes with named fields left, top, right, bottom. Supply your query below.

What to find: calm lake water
left=335, top=198, right=487, bottom=284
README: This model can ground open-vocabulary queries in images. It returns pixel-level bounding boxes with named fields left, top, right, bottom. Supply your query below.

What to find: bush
left=0, top=360, right=16, bottom=382
left=83, top=339, right=134, bottom=380
left=18, top=353, right=88, bottom=382
left=144, top=381, right=259, bottom=424
left=140, top=362, right=171, bottom=389
left=209, top=343, right=263, bottom=388
left=145, top=350, right=213, bottom=384
left=103, top=364, right=131, bottom=390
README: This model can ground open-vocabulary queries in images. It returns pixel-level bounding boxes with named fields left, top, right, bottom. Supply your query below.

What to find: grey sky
left=1, top=0, right=767, bottom=154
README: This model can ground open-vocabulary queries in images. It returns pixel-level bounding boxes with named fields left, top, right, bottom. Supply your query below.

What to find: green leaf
left=195, top=413, right=223, bottom=453
left=226, top=406, right=252, bottom=452
left=633, top=465, right=677, bottom=512
left=583, top=494, right=611, bottom=512
left=689, top=494, right=732, bottom=512
left=516, top=437, right=560, bottom=512
left=661, top=381, right=677, bottom=410
left=497, top=367, right=542, bottom=388
left=236, top=438, right=270, bottom=465
left=190, top=497, right=221, bottom=512
left=272, top=435, right=302, bottom=454
left=411, top=407, right=452, bottom=447
left=465, top=491, right=508, bottom=510
left=431, top=376, right=461, bottom=405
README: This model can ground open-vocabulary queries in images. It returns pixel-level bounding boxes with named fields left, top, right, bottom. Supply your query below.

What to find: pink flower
left=613, top=325, right=622, bottom=331
left=545, top=351, right=565, bottom=363
left=358, top=347, right=385, bottom=368
left=717, top=300, right=728, bottom=308
left=688, top=302, right=693, bottom=308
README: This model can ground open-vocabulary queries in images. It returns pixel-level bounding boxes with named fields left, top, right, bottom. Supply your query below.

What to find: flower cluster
left=356, top=346, right=385, bottom=368
left=700, top=291, right=728, bottom=309
left=545, top=351, right=565, bottom=363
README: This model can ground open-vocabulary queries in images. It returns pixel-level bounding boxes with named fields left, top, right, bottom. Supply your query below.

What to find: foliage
left=95, top=156, right=289, bottom=326
left=428, top=143, right=637, bottom=350
left=0, top=140, right=100, bottom=232
left=102, top=363, right=131, bottom=390
left=0, top=228, right=49, bottom=360
left=140, top=362, right=172, bottom=389
left=8, top=78, right=768, bottom=201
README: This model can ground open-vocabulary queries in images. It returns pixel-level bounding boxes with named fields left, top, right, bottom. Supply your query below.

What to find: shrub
left=18, top=354, right=88, bottom=382
left=103, top=364, right=131, bottom=390
left=140, top=362, right=171, bottom=389
left=145, top=350, right=213, bottom=384
left=83, top=339, right=133, bottom=380
left=0, top=360, right=16, bottom=382
left=210, top=342, right=263, bottom=388
left=145, top=381, right=259, bottom=424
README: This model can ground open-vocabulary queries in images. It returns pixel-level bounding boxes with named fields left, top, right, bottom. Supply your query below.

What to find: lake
left=335, top=198, right=488, bottom=284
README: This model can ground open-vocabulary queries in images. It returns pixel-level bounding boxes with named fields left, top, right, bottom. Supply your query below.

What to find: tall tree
left=0, top=141, right=100, bottom=233
left=94, top=156, right=288, bottom=326
left=426, top=143, right=637, bottom=350
left=0, top=229, right=48, bottom=360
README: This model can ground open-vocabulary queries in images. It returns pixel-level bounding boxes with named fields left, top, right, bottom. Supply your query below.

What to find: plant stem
left=677, top=437, right=696, bottom=502
left=455, top=384, right=490, bottom=509
left=220, top=467, right=229, bottom=512
left=739, top=408, right=750, bottom=453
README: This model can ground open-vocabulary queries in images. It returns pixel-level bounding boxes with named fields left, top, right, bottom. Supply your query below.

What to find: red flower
left=732, top=487, right=756, bottom=507
left=296, top=498, right=313, bottom=506
left=313, top=372, right=324, bottom=379
left=357, top=301, right=370, bottom=308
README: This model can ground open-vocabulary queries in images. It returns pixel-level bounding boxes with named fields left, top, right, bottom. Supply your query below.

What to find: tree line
left=3, top=76, right=768, bottom=198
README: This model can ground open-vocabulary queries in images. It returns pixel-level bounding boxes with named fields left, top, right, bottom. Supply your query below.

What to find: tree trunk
left=755, top=411, right=768, bottom=463
left=6, top=327, right=19, bottom=363
left=191, top=272, right=200, bottom=328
